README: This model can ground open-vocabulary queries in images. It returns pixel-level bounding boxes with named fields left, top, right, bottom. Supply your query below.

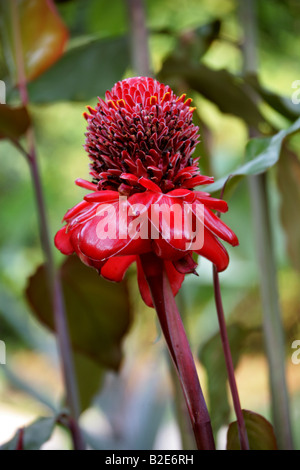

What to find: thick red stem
left=140, top=253, right=215, bottom=450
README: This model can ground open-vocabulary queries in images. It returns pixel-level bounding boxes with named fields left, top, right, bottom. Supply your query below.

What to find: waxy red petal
left=173, top=254, right=198, bottom=274
left=78, top=199, right=151, bottom=261
left=166, top=188, right=196, bottom=202
left=194, top=193, right=228, bottom=213
left=150, top=195, right=196, bottom=257
left=54, top=227, right=74, bottom=255
left=101, top=255, right=136, bottom=282
left=136, top=256, right=153, bottom=307
left=84, top=190, right=119, bottom=202
left=195, top=228, right=230, bottom=272
left=201, top=206, right=238, bottom=246
left=75, top=178, right=97, bottom=190
left=184, top=175, right=214, bottom=188
left=153, top=238, right=189, bottom=259
left=63, top=200, right=90, bottom=222
left=164, top=260, right=185, bottom=295
left=120, top=173, right=139, bottom=184
left=138, top=177, right=162, bottom=193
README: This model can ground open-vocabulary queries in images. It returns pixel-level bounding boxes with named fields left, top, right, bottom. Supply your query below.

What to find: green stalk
left=239, top=0, right=293, bottom=449
left=126, top=0, right=152, bottom=77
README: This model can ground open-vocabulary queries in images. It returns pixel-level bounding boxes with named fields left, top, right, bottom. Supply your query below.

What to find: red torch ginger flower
left=55, top=77, right=238, bottom=307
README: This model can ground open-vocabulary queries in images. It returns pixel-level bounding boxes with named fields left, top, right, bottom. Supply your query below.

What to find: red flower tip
left=84, top=76, right=201, bottom=195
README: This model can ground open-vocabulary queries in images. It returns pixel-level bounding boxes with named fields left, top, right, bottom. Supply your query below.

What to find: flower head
left=55, top=77, right=238, bottom=307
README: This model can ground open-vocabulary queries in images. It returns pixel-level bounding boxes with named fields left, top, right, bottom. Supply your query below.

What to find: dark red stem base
left=140, top=253, right=215, bottom=450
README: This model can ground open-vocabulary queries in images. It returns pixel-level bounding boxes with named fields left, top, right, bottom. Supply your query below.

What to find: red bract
left=55, top=77, right=238, bottom=307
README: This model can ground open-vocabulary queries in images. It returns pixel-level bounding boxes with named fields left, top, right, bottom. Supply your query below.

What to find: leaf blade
left=227, top=410, right=277, bottom=450
left=0, top=104, right=30, bottom=139
left=27, top=36, right=130, bottom=102
left=205, top=117, right=300, bottom=195
left=0, top=0, right=68, bottom=83
left=1, top=417, right=56, bottom=450
left=26, top=256, right=132, bottom=371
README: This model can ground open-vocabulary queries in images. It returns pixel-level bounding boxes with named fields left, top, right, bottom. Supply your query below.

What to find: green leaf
left=0, top=0, right=68, bottom=82
left=1, top=417, right=56, bottom=450
left=26, top=256, right=132, bottom=370
left=245, top=73, right=300, bottom=122
left=198, top=324, right=251, bottom=434
left=0, top=104, right=30, bottom=139
left=277, top=145, right=300, bottom=272
left=166, top=20, right=221, bottom=64
left=27, top=36, right=130, bottom=102
left=158, top=58, right=266, bottom=129
left=146, top=0, right=220, bottom=33
left=1, top=272, right=104, bottom=412
left=85, top=0, right=127, bottom=38
left=227, top=410, right=277, bottom=450
left=205, top=117, right=300, bottom=195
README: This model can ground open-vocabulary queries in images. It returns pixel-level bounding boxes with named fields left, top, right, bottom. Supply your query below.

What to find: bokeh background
left=0, top=0, right=300, bottom=450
